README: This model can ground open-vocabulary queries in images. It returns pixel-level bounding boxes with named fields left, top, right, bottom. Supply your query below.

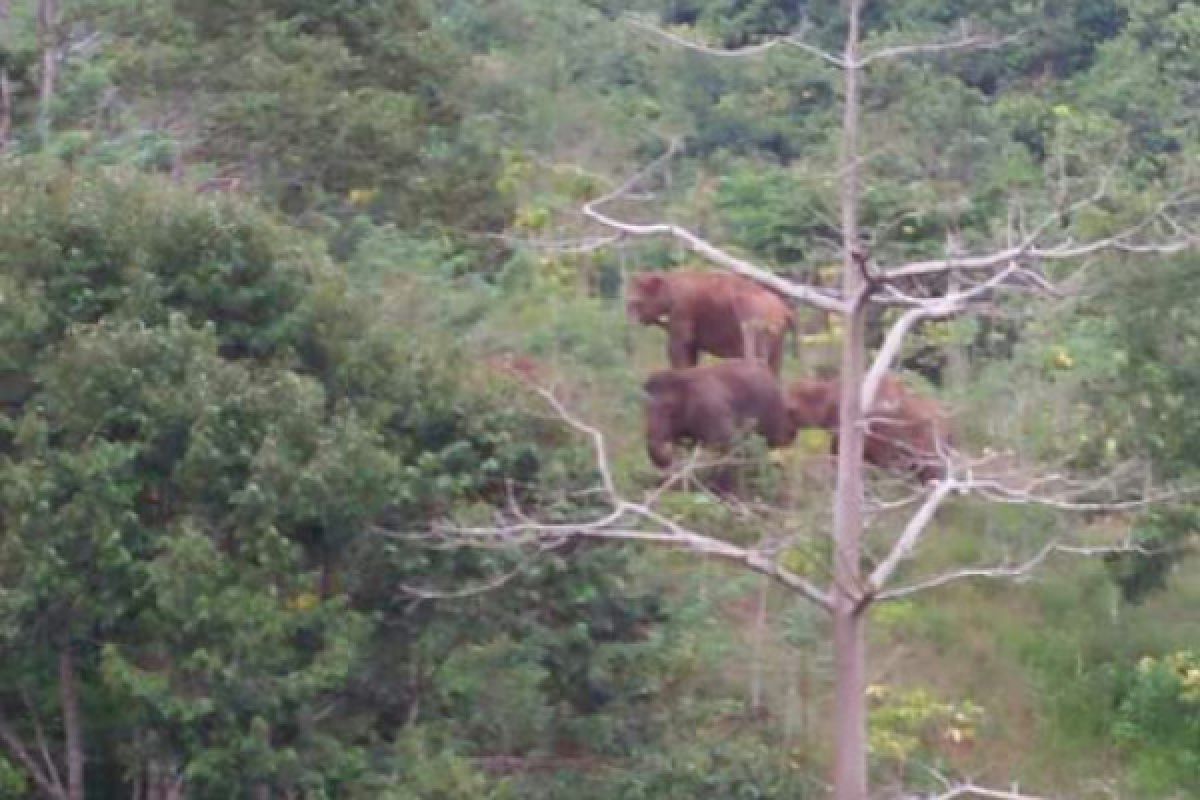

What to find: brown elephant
left=786, top=373, right=951, bottom=483
left=643, top=362, right=797, bottom=490
left=626, top=270, right=802, bottom=375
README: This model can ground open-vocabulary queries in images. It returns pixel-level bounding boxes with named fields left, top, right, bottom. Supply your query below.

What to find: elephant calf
left=786, top=374, right=951, bottom=483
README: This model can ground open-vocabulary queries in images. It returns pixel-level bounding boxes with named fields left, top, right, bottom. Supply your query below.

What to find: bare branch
left=876, top=538, right=1179, bottom=603
left=625, top=15, right=790, bottom=59
left=858, top=29, right=1024, bottom=67
left=912, top=782, right=1048, bottom=800
left=857, top=193, right=1196, bottom=411
left=895, top=765, right=1053, bottom=800
left=862, top=459, right=1196, bottom=603
left=966, top=474, right=1199, bottom=513
left=0, top=707, right=66, bottom=800
left=625, top=14, right=1025, bottom=71
left=583, top=140, right=848, bottom=314
left=642, top=448, right=708, bottom=506
left=534, top=387, right=621, bottom=501
left=624, top=14, right=847, bottom=68
left=785, top=38, right=852, bottom=69
left=862, top=265, right=1019, bottom=410
left=403, top=513, right=835, bottom=611
left=863, top=480, right=956, bottom=600
left=383, top=386, right=835, bottom=611
left=886, top=222, right=1197, bottom=281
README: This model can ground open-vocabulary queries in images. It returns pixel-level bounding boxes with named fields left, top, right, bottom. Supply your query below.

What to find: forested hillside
left=1, top=1, right=1198, bottom=798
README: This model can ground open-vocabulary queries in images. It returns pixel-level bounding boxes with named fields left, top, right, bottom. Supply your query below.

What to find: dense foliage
left=0, top=164, right=675, bottom=796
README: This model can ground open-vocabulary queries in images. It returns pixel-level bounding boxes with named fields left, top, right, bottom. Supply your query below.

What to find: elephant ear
left=644, top=369, right=682, bottom=399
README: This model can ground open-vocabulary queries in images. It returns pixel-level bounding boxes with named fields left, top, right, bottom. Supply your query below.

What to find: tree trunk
left=59, top=648, right=84, bottom=800
left=0, top=712, right=67, bottom=800
left=37, top=0, right=60, bottom=143
left=0, top=69, right=11, bottom=147
left=1, top=0, right=11, bottom=148
left=831, top=1, right=869, bottom=799
left=749, top=576, right=768, bottom=713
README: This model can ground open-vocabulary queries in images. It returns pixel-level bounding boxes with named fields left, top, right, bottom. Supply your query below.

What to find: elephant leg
left=668, top=323, right=698, bottom=368
left=767, top=335, right=784, bottom=376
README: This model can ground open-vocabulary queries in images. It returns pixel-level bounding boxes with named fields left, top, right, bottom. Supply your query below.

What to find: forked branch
left=385, top=386, right=834, bottom=611
left=863, top=480, right=956, bottom=600
left=859, top=28, right=1024, bottom=67
left=877, top=537, right=1183, bottom=603
left=0, top=707, right=67, bottom=800
left=885, top=224, right=1197, bottom=281
left=390, top=380, right=1191, bottom=615
left=862, top=264, right=1020, bottom=410
left=905, top=778, right=1049, bottom=800
left=857, top=452, right=1194, bottom=608
left=624, top=14, right=846, bottom=67
left=626, top=14, right=1023, bottom=70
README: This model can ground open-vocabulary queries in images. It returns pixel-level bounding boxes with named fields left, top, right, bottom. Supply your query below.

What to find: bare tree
left=397, top=4, right=1199, bottom=800
left=390, top=398, right=1186, bottom=798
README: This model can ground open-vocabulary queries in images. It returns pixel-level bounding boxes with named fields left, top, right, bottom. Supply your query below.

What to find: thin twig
left=876, top=538, right=1182, bottom=602
left=886, top=215, right=1196, bottom=280
left=863, top=481, right=956, bottom=600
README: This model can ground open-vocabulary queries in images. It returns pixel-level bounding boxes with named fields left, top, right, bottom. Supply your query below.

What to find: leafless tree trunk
left=37, top=0, right=60, bottom=142
left=59, top=648, right=84, bottom=800
left=831, top=1, right=869, bottom=796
